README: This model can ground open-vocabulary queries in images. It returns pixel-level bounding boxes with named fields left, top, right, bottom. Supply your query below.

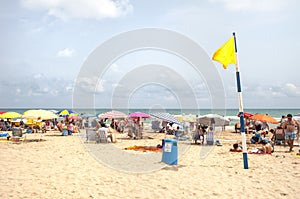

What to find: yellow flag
left=212, top=36, right=236, bottom=69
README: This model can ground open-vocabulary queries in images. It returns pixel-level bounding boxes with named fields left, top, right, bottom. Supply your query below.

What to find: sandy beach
left=0, top=129, right=299, bottom=199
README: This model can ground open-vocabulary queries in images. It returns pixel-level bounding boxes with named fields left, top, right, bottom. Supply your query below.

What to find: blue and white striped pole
left=233, top=32, right=249, bottom=169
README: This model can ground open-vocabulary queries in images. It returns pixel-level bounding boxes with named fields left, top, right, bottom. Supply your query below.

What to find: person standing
left=281, top=114, right=300, bottom=152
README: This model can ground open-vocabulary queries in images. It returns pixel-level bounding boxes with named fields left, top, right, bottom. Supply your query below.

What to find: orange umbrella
left=250, top=114, right=278, bottom=124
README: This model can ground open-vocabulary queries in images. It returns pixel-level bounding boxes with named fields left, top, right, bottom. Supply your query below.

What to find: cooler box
left=162, top=138, right=178, bottom=165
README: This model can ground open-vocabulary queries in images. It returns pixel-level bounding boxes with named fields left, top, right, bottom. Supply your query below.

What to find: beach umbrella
left=198, top=114, right=230, bottom=126
left=22, top=109, right=58, bottom=120
left=68, top=115, right=82, bottom=121
left=175, top=114, right=197, bottom=122
left=250, top=114, right=278, bottom=124
left=0, top=111, right=21, bottom=119
left=0, top=111, right=6, bottom=115
left=150, top=112, right=182, bottom=125
left=81, top=113, right=96, bottom=117
left=56, top=109, right=77, bottom=116
left=98, top=110, right=127, bottom=119
left=128, top=112, right=150, bottom=118
left=237, top=112, right=253, bottom=118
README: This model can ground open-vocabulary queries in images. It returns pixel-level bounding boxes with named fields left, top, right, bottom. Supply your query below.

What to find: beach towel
left=0, top=132, right=9, bottom=137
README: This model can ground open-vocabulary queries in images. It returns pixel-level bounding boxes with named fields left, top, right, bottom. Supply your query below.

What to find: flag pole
left=233, top=32, right=249, bottom=169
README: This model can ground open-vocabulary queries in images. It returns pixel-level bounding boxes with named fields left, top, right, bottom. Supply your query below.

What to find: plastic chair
left=86, top=128, right=97, bottom=143
left=274, top=128, right=285, bottom=146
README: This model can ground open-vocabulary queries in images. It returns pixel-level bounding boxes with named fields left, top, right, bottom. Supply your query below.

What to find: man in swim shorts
left=281, top=114, right=300, bottom=152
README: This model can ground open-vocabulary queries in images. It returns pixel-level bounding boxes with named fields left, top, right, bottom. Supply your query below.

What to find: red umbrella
left=128, top=112, right=150, bottom=118
left=0, top=111, right=6, bottom=115
left=238, top=112, right=253, bottom=118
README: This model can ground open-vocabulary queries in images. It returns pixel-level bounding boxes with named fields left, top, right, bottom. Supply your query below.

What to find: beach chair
left=206, top=131, right=214, bottom=145
left=12, top=128, right=25, bottom=142
left=96, top=129, right=109, bottom=143
left=273, top=128, right=285, bottom=146
left=86, top=128, right=97, bottom=143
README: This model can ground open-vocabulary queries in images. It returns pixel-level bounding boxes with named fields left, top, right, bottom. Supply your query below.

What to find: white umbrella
left=198, top=114, right=230, bottom=126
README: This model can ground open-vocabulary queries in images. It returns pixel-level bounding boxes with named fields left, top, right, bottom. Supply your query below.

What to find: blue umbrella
left=56, top=109, right=76, bottom=116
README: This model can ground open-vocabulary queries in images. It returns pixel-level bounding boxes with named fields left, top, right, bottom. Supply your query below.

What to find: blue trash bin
left=162, top=138, right=178, bottom=165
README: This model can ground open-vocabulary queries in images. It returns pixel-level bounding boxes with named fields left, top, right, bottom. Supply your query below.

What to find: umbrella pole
left=234, top=33, right=248, bottom=169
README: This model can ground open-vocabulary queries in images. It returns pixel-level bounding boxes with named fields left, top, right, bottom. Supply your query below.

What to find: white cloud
left=57, top=48, right=74, bottom=57
left=21, top=0, right=133, bottom=21
left=209, top=0, right=287, bottom=12
left=283, top=83, right=300, bottom=97
left=76, top=76, right=104, bottom=93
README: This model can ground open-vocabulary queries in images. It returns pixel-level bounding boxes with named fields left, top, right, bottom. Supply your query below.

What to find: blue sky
left=1, top=0, right=300, bottom=109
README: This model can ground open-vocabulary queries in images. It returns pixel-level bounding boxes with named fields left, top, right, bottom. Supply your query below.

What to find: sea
left=2, top=108, right=300, bottom=122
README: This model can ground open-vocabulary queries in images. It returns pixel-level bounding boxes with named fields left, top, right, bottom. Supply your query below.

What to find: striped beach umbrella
left=150, top=112, right=182, bottom=125
left=98, top=110, right=127, bottom=119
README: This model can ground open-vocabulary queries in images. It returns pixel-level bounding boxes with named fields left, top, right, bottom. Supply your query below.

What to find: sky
left=1, top=0, right=300, bottom=110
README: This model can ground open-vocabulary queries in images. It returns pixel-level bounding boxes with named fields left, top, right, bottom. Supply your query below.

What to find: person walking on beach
left=281, top=114, right=300, bottom=152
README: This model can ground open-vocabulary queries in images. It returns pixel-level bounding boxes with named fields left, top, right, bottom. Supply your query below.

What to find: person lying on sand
left=229, top=143, right=242, bottom=152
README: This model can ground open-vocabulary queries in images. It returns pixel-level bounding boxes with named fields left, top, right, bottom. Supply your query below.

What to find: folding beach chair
left=96, top=129, right=109, bottom=143
left=12, top=128, right=25, bottom=142
left=206, top=131, right=214, bottom=145
left=273, top=128, right=285, bottom=147
left=86, top=128, right=97, bottom=143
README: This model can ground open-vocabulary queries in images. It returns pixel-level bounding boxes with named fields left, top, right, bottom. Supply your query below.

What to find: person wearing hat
left=281, top=114, right=300, bottom=152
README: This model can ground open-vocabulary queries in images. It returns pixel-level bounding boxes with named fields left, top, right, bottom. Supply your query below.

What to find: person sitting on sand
left=249, top=139, right=273, bottom=154
left=57, top=121, right=64, bottom=132
left=261, top=139, right=273, bottom=154
left=230, top=143, right=243, bottom=152
left=250, top=125, right=263, bottom=144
